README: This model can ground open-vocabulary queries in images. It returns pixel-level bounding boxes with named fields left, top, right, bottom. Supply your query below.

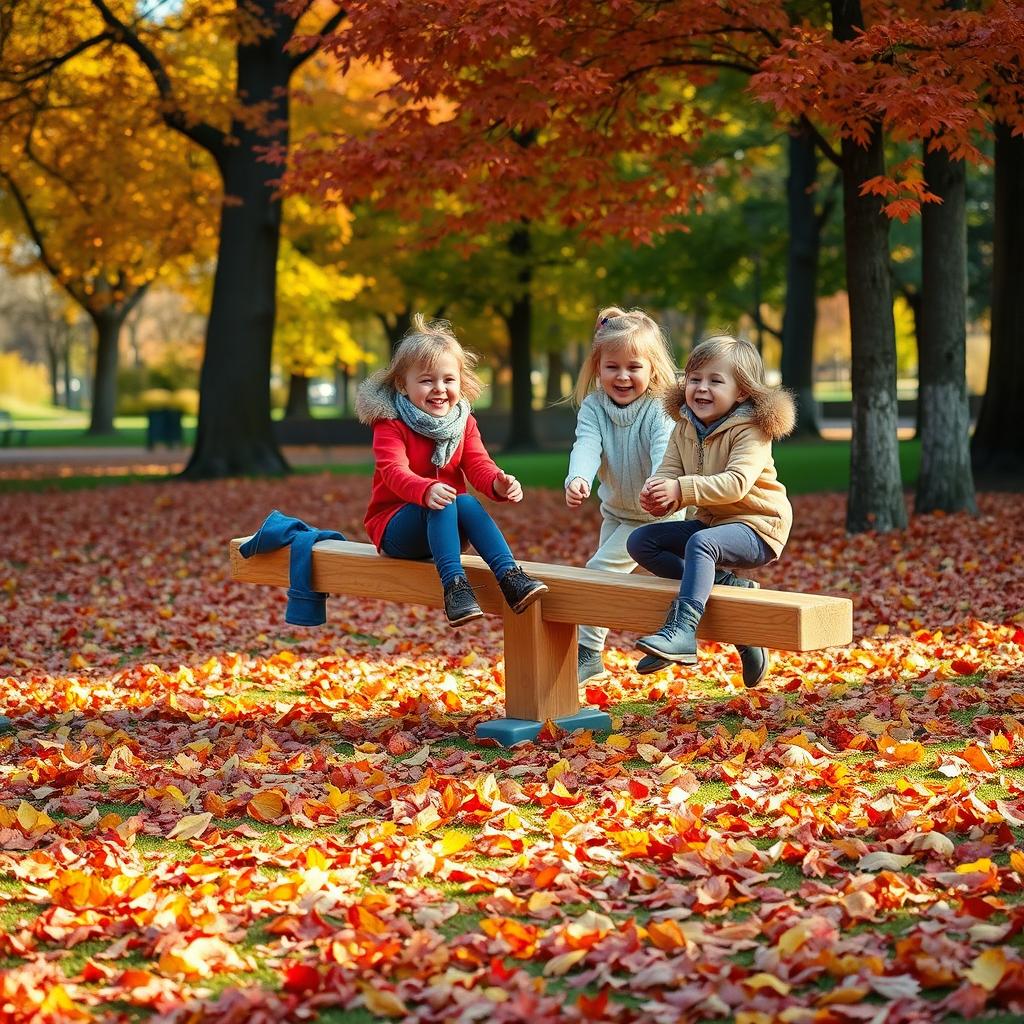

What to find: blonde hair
left=684, top=334, right=772, bottom=405
left=382, top=313, right=484, bottom=403
left=573, top=306, right=678, bottom=406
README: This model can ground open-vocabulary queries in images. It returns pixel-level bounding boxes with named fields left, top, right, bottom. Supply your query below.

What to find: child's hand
left=565, top=477, right=590, bottom=508
left=494, top=471, right=523, bottom=503
left=640, top=477, right=681, bottom=516
left=426, top=482, right=458, bottom=509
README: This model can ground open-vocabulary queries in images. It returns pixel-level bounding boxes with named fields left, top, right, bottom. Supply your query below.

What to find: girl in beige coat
left=626, top=335, right=795, bottom=685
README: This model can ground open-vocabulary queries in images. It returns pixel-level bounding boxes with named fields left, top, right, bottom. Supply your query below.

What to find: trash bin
left=146, top=408, right=184, bottom=449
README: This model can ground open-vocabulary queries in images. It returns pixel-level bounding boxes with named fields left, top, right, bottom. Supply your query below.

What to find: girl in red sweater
left=356, top=315, right=547, bottom=626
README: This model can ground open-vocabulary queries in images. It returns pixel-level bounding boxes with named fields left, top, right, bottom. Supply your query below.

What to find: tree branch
left=0, top=170, right=86, bottom=309
left=88, top=0, right=226, bottom=158
left=0, top=30, right=114, bottom=87
left=800, top=114, right=842, bottom=170
left=290, top=8, right=347, bottom=73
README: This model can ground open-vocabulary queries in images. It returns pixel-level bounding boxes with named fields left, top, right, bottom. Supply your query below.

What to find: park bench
left=229, top=537, right=853, bottom=745
left=0, top=410, right=28, bottom=447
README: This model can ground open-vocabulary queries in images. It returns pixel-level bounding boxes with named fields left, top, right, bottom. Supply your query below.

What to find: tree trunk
left=780, top=123, right=821, bottom=438
left=380, top=308, right=413, bottom=356
left=285, top=372, right=311, bottom=419
left=545, top=348, right=565, bottom=404
left=971, top=120, right=1024, bottom=481
left=63, top=335, right=73, bottom=409
left=335, top=364, right=350, bottom=414
left=503, top=225, right=538, bottom=450
left=86, top=309, right=122, bottom=435
left=833, top=0, right=906, bottom=533
left=45, top=334, right=60, bottom=408
left=916, top=143, right=976, bottom=514
left=182, top=2, right=292, bottom=478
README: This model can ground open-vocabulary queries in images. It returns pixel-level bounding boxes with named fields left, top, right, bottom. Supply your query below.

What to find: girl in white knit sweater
left=565, top=307, right=682, bottom=683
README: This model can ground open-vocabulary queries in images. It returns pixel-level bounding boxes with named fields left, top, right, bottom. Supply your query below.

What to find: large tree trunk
left=780, top=123, right=821, bottom=438
left=86, top=309, right=122, bottom=435
left=833, top=0, right=906, bottom=533
left=285, top=372, right=311, bottom=419
left=182, top=2, right=292, bottom=478
left=972, top=121, right=1024, bottom=481
left=380, top=308, right=413, bottom=356
left=503, top=225, right=538, bottom=450
left=916, top=143, right=976, bottom=514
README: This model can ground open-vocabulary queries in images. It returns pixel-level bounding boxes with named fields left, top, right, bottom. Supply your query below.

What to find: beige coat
left=652, top=382, right=796, bottom=557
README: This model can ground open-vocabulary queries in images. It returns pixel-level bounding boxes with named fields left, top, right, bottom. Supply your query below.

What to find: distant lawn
left=302, top=439, right=922, bottom=497
left=0, top=438, right=920, bottom=497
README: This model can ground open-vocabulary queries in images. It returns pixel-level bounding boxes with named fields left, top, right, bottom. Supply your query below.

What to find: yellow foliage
left=0, top=352, right=49, bottom=404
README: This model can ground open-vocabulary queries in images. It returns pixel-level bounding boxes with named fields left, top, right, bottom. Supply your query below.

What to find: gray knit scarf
left=395, top=394, right=470, bottom=468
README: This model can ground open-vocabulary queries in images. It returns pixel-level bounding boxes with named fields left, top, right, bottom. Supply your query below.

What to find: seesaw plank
left=230, top=538, right=852, bottom=652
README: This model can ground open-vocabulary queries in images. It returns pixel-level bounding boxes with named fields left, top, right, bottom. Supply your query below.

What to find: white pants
left=579, top=513, right=650, bottom=653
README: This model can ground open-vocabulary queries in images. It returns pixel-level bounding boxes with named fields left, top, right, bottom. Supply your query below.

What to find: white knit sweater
left=565, top=390, right=677, bottom=522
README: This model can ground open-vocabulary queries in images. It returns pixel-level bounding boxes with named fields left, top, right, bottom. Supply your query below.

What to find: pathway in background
left=0, top=445, right=373, bottom=481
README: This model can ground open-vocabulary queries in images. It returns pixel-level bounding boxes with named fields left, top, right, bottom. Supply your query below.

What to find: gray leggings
left=626, top=519, right=773, bottom=613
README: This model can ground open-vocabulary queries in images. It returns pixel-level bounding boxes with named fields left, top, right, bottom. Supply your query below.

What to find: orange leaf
left=247, top=789, right=285, bottom=822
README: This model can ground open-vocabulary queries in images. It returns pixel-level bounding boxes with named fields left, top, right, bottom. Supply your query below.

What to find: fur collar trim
left=662, top=379, right=796, bottom=441
left=355, top=369, right=399, bottom=425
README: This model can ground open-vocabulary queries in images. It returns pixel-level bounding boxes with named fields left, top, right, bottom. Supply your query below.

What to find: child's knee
left=685, top=530, right=717, bottom=559
left=454, top=493, right=481, bottom=512
left=626, top=526, right=653, bottom=561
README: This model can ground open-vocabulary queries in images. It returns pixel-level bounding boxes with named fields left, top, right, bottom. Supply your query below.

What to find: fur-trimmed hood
left=355, top=369, right=399, bottom=425
left=662, top=380, right=796, bottom=441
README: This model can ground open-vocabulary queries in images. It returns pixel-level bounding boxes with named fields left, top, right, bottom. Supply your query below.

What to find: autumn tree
left=2, top=0, right=350, bottom=473
left=0, top=9, right=219, bottom=433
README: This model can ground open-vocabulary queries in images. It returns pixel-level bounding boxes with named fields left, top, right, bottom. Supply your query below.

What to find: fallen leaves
left=1, top=481, right=1023, bottom=1020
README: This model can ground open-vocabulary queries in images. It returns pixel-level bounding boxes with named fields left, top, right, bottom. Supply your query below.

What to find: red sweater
left=364, top=415, right=506, bottom=549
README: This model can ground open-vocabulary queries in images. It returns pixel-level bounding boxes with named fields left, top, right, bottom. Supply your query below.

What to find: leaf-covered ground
left=1, top=478, right=1023, bottom=1023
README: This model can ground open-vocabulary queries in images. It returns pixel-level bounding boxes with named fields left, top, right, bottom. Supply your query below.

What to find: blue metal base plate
left=475, top=707, right=612, bottom=746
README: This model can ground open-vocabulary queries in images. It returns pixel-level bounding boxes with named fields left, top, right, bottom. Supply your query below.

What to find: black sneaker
left=578, top=645, right=606, bottom=683
left=737, top=645, right=769, bottom=687
left=636, top=653, right=671, bottom=675
left=716, top=571, right=767, bottom=685
left=443, top=575, right=484, bottom=626
left=498, top=566, right=549, bottom=614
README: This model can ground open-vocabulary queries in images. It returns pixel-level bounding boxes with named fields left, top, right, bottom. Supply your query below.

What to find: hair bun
left=595, top=306, right=627, bottom=328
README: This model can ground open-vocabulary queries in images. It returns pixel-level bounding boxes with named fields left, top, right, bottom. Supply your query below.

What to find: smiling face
left=401, top=352, right=462, bottom=417
left=598, top=347, right=653, bottom=406
left=684, top=357, right=747, bottom=424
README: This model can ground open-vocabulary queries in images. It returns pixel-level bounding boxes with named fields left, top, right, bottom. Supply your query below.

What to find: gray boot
left=578, top=645, right=606, bottom=684
left=636, top=599, right=702, bottom=664
left=715, top=570, right=768, bottom=686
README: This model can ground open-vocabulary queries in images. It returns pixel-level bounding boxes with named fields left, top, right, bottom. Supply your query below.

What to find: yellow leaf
left=547, top=809, right=575, bottom=837
left=166, top=812, right=213, bottom=841
left=543, top=949, right=587, bottom=976
left=306, top=847, right=328, bottom=870
left=438, top=831, right=472, bottom=856
left=546, top=758, right=570, bottom=783
left=744, top=973, right=792, bottom=995
left=956, top=857, right=994, bottom=874
left=605, top=733, right=631, bottom=749
left=964, top=948, right=1007, bottom=991
left=360, top=983, right=408, bottom=1017
left=777, top=923, right=810, bottom=957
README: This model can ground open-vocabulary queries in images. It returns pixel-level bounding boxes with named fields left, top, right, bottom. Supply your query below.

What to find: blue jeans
left=626, top=519, right=772, bottom=614
left=381, top=494, right=517, bottom=587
